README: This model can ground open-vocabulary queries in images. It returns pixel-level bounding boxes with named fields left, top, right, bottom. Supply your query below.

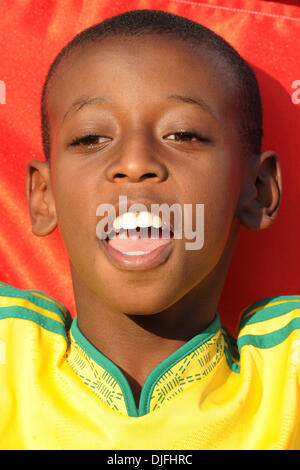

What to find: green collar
left=67, top=314, right=224, bottom=417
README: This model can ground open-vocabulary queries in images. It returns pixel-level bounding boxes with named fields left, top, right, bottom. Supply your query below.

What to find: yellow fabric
left=0, top=283, right=299, bottom=450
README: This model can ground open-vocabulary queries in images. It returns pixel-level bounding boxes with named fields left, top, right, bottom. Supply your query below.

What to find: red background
left=0, top=0, right=299, bottom=335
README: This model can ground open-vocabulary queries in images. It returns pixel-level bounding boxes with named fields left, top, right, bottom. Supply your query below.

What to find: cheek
left=180, top=156, right=241, bottom=265
left=51, top=162, right=98, bottom=262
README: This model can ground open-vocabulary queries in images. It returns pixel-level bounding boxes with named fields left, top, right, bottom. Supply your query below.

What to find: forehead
left=47, top=34, right=237, bottom=125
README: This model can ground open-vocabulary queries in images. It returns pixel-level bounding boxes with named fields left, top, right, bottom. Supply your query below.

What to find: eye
left=70, top=134, right=111, bottom=148
left=164, top=131, right=210, bottom=143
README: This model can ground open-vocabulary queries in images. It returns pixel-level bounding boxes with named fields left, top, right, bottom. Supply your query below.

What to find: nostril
left=140, top=173, right=157, bottom=181
left=114, top=173, right=127, bottom=178
left=112, top=172, right=161, bottom=182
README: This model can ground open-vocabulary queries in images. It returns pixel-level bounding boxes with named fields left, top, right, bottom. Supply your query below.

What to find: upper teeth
left=113, top=211, right=162, bottom=231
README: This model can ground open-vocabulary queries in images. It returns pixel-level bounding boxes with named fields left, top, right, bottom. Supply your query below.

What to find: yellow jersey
left=0, top=282, right=299, bottom=450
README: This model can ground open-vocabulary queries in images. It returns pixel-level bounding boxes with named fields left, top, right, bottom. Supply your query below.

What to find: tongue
left=108, top=236, right=171, bottom=253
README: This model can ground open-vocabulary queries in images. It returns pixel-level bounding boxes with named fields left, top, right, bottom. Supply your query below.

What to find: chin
left=114, top=298, right=173, bottom=316
left=104, top=288, right=180, bottom=316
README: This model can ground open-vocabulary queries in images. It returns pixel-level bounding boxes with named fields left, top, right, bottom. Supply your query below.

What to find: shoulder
left=0, top=281, right=72, bottom=341
left=237, top=295, right=300, bottom=351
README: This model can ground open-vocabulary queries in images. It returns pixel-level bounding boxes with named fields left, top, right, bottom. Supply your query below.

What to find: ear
left=26, top=159, right=57, bottom=236
left=237, top=150, right=282, bottom=230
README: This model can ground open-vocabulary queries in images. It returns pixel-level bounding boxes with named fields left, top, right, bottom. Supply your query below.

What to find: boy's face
left=39, top=35, right=249, bottom=314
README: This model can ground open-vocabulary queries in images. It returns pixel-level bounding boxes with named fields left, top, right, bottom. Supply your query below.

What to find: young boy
left=0, top=9, right=299, bottom=450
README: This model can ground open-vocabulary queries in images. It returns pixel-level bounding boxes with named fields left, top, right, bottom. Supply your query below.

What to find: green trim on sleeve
left=240, top=296, right=300, bottom=329
left=237, top=317, right=300, bottom=351
left=0, top=282, right=72, bottom=328
left=240, top=300, right=300, bottom=330
left=241, top=295, right=300, bottom=315
left=0, top=306, right=69, bottom=342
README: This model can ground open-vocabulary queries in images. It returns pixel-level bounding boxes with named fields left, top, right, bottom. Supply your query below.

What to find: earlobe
left=26, top=159, right=57, bottom=236
left=237, top=150, right=282, bottom=231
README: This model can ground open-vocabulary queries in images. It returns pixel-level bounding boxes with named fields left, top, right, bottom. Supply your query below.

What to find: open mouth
left=100, top=211, right=174, bottom=270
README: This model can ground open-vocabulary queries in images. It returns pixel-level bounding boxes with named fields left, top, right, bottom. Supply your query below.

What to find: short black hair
left=41, top=9, right=263, bottom=161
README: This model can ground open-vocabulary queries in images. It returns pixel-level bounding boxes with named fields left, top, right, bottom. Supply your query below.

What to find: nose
left=104, top=133, right=168, bottom=183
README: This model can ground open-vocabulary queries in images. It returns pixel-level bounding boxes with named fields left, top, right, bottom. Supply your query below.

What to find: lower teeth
left=121, top=251, right=152, bottom=256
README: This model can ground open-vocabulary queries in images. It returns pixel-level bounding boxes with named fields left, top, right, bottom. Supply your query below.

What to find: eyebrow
left=63, top=96, right=110, bottom=122
left=63, top=93, right=217, bottom=122
left=166, top=94, right=217, bottom=120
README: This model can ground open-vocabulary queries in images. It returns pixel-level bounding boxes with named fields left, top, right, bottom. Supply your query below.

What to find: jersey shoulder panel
left=0, top=281, right=72, bottom=340
left=237, top=295, right=300, bottom=351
